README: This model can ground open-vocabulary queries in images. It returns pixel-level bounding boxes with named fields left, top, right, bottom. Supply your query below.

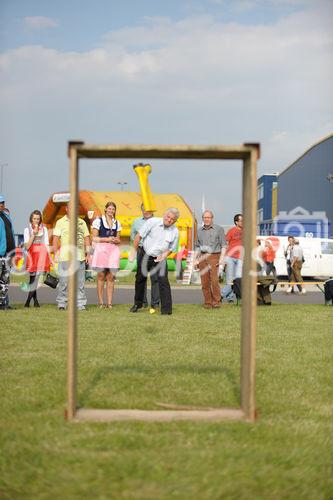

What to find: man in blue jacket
left=0, top=194, right=15, bottom=310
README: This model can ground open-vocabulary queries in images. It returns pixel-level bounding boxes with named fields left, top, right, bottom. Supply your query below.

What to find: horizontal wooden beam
left=74, top=408, right=246, bottom=422
left=69, top=143, right=259, bottom=160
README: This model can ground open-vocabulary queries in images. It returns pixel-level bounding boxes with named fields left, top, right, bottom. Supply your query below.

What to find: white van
left=258, top=236, right=333, bottom=279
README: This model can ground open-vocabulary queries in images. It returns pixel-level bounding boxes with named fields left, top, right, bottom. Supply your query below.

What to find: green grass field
left=1, top=304, right=332, bottom=499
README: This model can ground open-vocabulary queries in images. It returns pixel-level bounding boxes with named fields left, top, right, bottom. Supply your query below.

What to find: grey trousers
left=56, top=261, right=87, bottom=309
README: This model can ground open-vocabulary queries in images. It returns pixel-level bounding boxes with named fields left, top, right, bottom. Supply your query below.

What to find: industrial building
left=258, top=133, right=333, bottom=238
left=257, top=174, right=278, bottom=235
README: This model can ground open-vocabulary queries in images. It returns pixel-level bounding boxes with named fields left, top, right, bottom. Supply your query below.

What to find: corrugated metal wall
left=278, top=135, right=333, bottom=237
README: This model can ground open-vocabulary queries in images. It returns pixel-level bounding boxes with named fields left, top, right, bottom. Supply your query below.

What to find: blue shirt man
left=130, top=206, right=153, bottom=247
left=0, top=194, right=15, bottom=310
left=129, top=208, right=179, bottom=315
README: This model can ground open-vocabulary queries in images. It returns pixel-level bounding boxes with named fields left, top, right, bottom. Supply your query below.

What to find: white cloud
left=2, top=9, right=331, bottom=103
left=23, top=16, right=58, bottom=30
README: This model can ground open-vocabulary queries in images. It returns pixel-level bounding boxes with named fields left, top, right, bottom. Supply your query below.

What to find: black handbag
left=44, top=273, right=59, bottom=289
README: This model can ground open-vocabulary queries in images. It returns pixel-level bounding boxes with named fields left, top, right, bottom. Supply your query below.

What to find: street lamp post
left=117, top=181, right=128, bottom=191
left=0, top=163, right=8, bottom=193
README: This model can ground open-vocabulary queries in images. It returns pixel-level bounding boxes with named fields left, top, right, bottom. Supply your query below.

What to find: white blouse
left=24, top=224, right=49, bottom=245
left=92, top=216, right=122, bottom=232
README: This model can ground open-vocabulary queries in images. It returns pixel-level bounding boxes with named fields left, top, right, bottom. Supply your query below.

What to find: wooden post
left=67, top=144, right=79, bottom=420
left=240, top=149, right=257, bottom=422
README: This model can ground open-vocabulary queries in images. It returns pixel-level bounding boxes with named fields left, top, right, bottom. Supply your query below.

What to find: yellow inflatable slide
left=42, top=163, right=195, bottom=269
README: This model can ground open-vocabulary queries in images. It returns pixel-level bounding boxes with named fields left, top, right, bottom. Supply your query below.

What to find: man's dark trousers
left=137, top=247, right=159, bottom=308
left=134, top=250, right=172, bottom=314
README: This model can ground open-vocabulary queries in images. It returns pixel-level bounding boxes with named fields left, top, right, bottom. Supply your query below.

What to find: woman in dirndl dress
left=23, top=210, right=51, bottom=307
left=91, top=201, right=122, bottom=308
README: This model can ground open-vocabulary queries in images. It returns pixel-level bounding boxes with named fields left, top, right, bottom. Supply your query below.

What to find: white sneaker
left=286, top=286, right=292, bottom=293
left=301, top=289, right=306, bottom=294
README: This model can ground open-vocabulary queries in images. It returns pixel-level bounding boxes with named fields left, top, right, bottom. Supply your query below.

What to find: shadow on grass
left=79, top=364, right=239, bottom=406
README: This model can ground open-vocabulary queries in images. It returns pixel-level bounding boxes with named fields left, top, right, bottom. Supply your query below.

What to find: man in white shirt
left=130, top=203, right=160, bottom=309
left=284, top=236, right=295, bottom=293
left=129, top=208, right=179, bottom=315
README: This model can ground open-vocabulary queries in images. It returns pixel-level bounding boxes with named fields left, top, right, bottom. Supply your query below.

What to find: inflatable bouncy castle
left=42, top=164, right=196, bottom=270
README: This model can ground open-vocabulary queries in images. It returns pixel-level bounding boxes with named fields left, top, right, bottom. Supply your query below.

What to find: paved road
left=8, top=284, right=325, bottom=306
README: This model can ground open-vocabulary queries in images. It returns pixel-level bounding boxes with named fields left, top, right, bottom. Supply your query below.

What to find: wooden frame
left=66, top=142, right=259, bottom=423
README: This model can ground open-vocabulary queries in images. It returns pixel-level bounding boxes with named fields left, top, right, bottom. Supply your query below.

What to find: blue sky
left=0, top=0, right=332, bottom=231
left=0, top=0, right=305, bottom=52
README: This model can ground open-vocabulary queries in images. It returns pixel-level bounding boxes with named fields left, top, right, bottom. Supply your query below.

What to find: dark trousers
left=265, top=262, right=275, bottom=276
left=286, top=259, right=292, bottom=281
left=25, top=273, right=39, bottom=306
left=137, top=248, right=160, bottom=307
left=286, top=259, right=294, bottom=292
left=134, top=250, right=172, bottom=314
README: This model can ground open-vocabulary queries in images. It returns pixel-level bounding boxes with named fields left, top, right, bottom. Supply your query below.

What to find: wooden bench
left=275, top=281, right=326, bottom=293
